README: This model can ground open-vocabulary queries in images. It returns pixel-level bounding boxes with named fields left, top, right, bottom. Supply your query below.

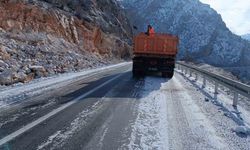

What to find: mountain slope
left=0, top=0, right=132, bottom=85
left=119, top=0, right=250, bottom=67
left=241, top=34, right=250, bottom=41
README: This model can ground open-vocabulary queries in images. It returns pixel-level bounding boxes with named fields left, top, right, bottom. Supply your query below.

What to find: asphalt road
left=0, top=63, right=249, bottom=150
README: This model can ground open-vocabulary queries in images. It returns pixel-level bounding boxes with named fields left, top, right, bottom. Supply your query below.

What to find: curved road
left=0, top=63, right=249, bottom=150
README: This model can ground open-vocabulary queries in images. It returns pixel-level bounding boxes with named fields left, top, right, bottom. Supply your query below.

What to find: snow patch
left=172, top=75, right=229, bottom=149
left=99, top=127, right=108, bottom=147
left=121, top=77, right=169, bottom=150
left=176, top=68, right=250, bottom=128
left=37, top=131, right=61, bottom=150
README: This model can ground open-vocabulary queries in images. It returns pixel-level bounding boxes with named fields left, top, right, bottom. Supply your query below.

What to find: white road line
left=0, top=71, right=127, bottom=146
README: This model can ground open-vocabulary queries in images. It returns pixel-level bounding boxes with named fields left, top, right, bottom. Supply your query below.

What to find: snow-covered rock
left=29, top=65, right=47, bottom=78
left=0, top=69, right=17, bottom=85
left=16, top=71, right=28, bottom=83
left=0, top=60, right=8, bottom=68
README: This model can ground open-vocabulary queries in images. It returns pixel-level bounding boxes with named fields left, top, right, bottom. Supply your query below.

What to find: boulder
left=0, top=60, right=8, bottom=68
left=24, top=73, right=35, bottom=83
left=46, top=68, right=55, bottom=75
left=0, top=45, right=8, bottom=54
left=0, top=67, right=4, bottom=72
left=22, top=65, right=32, bottom=74
left=0, top=69, right=17, bottom=85
left=0, top=46, right=11, bottom=60
left=29, top=65, right=47, bottom=78
left=16, top=71, right=27, bottom=83
left=0, top=45, right=16, bottom=54
left=0, top=74, right=12, bottom=85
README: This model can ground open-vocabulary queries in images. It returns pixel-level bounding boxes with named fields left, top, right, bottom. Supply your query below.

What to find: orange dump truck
left=133, top=33, right=179, bottom=78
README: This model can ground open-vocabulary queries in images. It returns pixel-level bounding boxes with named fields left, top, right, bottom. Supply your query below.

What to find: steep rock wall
left=0, top=0, right=132, bottom=85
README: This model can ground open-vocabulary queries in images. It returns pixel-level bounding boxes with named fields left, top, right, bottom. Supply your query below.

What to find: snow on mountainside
left=119, top=0, right=250, bottom=83
left=242, top=34, right=250, bottom=41
left=119, top=0, right=250, bottom=67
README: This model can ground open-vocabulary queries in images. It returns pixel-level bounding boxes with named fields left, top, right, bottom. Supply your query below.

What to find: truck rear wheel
left=133, top=70, right=145, bottom=77
left=168, top=71, right=174, bottom=78
left=133, top=70, right=139, bottom=77
left=162, top=71, right=174, bottom=78
left=162, top=72, right=168, bottom=78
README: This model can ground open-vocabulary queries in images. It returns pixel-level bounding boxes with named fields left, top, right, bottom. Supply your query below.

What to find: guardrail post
left=202, top=76, right=206, bottom=88
left=214, top=82, right=219, bottom=94
left=233, top=92, right=238, bottom=107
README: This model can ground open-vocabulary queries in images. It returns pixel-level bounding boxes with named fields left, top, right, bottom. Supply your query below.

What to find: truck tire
left=162, top=71, right=174, bottom=78
left=133, top=70, right=139, bottom=77
left=169, top=71, right=174, bottom=78
left=162, top=72, right=168, bottom=78
left=134, top=71, right=145, bottom=77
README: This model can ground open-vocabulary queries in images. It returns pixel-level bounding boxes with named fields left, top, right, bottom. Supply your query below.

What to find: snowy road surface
left=0, top=63, right=250, bottom=150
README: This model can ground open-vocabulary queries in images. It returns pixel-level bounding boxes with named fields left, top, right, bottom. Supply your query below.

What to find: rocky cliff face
left=119, top=0, right=250, bottom=67
left=0, top=0, right=132, bottom=85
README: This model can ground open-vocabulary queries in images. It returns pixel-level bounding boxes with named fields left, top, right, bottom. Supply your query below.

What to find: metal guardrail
left=176, top=62, right=250, bottom=107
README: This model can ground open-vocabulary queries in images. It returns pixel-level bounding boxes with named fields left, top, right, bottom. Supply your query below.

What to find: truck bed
left=134, top=33, right=179, bottom=56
